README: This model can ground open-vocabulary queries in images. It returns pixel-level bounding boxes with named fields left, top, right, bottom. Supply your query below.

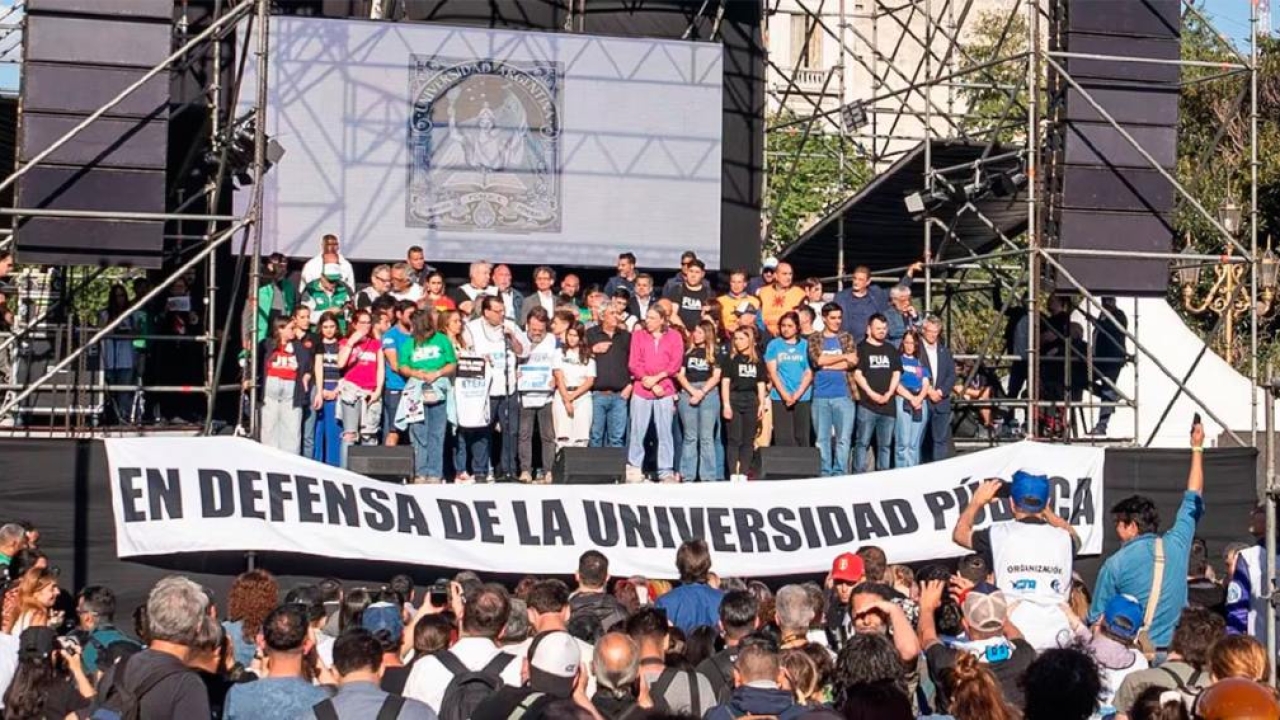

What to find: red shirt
left=265, top=344, right=299, bottom=381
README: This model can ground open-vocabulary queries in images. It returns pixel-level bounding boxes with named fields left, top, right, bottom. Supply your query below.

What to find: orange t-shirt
left=757, top=285, right=806, bottom=335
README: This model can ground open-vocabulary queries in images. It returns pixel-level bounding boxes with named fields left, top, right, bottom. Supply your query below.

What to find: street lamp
left=1179, top=200, right=1279, bottom=359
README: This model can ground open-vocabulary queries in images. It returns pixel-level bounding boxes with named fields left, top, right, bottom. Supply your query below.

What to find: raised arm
left=952, top=479, right=1003, bottom=549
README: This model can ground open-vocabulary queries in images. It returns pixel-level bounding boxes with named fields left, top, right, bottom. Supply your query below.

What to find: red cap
left=830, top=553, right=865, bottom=583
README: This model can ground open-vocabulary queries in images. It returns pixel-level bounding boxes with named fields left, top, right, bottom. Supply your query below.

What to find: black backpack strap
left=649, top=668, right=678, bottom=712
left=482, top=652, right=515, bottom=676
left=314, top=698, right=340, bottom=720
left=1159, top=666, right=1190, bottom=692
left=687, top=670, right=701, bottom=714
left=376, top=694, right=405, bottom=720
left=436, top=650, right=469, bottom=677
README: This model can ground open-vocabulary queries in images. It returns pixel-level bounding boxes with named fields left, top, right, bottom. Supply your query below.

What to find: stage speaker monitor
left=346, top=446, right=413, bottom=483
left=554, top=448, right=626, bottom=485
left=757, top=447, right=821, bottom=481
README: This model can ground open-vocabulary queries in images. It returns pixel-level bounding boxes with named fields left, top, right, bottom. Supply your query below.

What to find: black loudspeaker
left=757, top=447, right=821, bottom=481
left=14, top=0, right=171, bottom=268
left=346, top=446, right=413, bottom=483
left=1046, top=0, right=1180, bottom=296
left=554, top=447, right=626, bottom=485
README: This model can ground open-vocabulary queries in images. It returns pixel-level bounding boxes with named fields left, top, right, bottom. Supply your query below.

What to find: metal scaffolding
left=0, top=0, right=270, bottom=434
left=765, top=0, right=1264, bottom=450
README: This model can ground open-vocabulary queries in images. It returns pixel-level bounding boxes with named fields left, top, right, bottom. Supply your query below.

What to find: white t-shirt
left=300, top=254, right=356, bottom=290
left=519, top=335, right=560, bottom=409
left=465, top=318, right=527, bottom=397
left=391, top=284, right=424, bottom=303
left=0, top=633, right=17, bottom=710
left=454, top=353, right=493, bottom=428
left=555, top=349, right=596, bottom=390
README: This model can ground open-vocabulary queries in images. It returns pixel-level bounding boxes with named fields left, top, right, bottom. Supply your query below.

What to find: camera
left=428, top=582, right=449, bottom=607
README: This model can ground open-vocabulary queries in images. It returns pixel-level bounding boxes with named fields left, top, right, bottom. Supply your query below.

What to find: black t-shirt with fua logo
left=725, top=352, right=763, bottom=395
left=855, top=340, right=902, bottom=415
left=683, top=348, right=715, bottom=384
left=664, top=283, right=714, bottom=329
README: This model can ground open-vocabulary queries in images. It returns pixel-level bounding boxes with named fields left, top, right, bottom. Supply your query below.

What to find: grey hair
left=503, top=598, right=531, bottom=644
left=390, top=261, right=409, bottom=274
left=191, top=613, right=225, bottom=652
left=890, top=284, right=912, bottom=299
left=593, top=633, right=641, bottom=694
left=0, top=523, right=25, bottom=548
left=370, top=263, right=391, bottom=279
left=470, top=260, right=493, bottom=274
left=923, top=314, right=942, bottom=329
left=775, top=584, right=815, bottom=633
left=147, top=576, right=211, bottom=645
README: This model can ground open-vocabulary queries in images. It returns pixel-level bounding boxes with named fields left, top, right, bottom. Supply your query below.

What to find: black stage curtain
left=0, top=440, right=1259, bottom=616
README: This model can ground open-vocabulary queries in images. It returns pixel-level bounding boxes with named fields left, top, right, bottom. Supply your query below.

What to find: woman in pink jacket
left=627, top=302, right=685, bottom=483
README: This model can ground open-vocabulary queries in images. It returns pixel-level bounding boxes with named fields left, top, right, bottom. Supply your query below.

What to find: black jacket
left=569, top=590, right=628, bottom=634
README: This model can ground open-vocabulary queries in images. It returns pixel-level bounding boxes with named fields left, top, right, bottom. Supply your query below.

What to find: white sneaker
left=624, top=465, right=645, bottom=484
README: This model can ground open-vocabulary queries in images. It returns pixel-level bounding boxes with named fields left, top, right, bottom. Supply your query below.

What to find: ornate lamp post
left=1178, top=200, right=1278, bottom=358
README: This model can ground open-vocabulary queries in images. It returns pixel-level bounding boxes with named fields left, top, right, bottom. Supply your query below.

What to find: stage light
left=840, top=101, right=869, bottom=134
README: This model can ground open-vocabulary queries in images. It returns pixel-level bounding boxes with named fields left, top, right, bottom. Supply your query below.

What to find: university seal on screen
left=407, top=56, right=563, bottom=233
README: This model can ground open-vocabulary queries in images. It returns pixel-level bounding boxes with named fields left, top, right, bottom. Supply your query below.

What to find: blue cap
left=361, top=602, right=404, bottom=645
left=1103, top=594, right=1144, bottom=640
left=1010, top=470, right=1050, bottom=512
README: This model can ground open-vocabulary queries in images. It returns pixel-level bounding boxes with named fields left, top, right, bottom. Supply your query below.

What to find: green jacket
left=302, top=281, right=350, bottom=334
left=255, top=281, right=298, bottom=343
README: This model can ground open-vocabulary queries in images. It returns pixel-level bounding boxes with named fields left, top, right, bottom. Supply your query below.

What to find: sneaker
left=411, top=475, right=428, bottom=485
left=1086, top=424, right=1109, bottom=437
left=483, top=473, right=496, bottom=484
left=538, top=471, right=554, bottom=485
left=424, top=476, right=443, bottom=485
left=659, top=473, right=680, bottom=484
left=455, top=473, right=474, bottom=485
left=518, top=471, right=534, bottom=484
left=624, top=465, right=645, bottom=484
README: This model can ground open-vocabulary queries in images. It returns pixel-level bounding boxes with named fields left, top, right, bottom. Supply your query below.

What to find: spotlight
left=840, top=101, right=869, bottom=134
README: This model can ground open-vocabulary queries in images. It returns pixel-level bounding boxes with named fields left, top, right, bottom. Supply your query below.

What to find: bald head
left=593, top=632, right=640, bottom=694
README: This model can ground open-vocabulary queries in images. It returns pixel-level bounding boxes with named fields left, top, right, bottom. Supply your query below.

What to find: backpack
left=649, top=667, right=702, bottom=715
left=699, top=650, right=738, bottom=704
left=1159, top=666, right=1205, bottom=710
left=314, top=694, right=404, bottom=720
left=89, top=653, right=187, bottom=720
left=436, top=650, right=515, bottom=720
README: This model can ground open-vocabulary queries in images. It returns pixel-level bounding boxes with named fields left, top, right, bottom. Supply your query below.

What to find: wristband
left=1192, top=446, right=1204, bottom=453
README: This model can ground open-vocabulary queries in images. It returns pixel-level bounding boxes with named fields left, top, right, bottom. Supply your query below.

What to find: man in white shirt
left=464, top=295, right=527, bottom=481
left=517, top=307, right=558, bottom=484
left=299, top=234, right=355, bottom=291
left=403, top=583, right=523, bottom=713
left=511, top=580, right=596, bottom=695
left=0, top=631, right=17, bottom=709
left=520, top=266, right=558, bottom=326
left=388, top=262, right=423, bottom=303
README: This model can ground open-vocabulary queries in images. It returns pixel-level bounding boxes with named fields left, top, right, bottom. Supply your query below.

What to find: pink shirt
left=341, top=336, right=382, bottom=390
left=628, top=328, right=684, bottom=400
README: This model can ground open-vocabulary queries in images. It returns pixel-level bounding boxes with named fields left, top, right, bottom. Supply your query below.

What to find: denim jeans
left=409, top=401, right=448, bottom=478
left=261, top=376, right=301, bottom=454
left=489, top=394, right=520, bottom=476
left=812, top=396, right=857, bottom=476
left=894, top=397, right=929, bottom=469
left=677, top=388, right=720, bottom=482
left=104, top=367, right=136, bottom=425
left=628, top=395, right=675, bottom=475
left=590, top=392, right=629, bottom=448
left=301, top=388, right=316, bottom=458
left=313, top=397, right=342, bottom=467
left=854, top=406, right=895, bottom=472
left=458, top=426, right=490, bottom=477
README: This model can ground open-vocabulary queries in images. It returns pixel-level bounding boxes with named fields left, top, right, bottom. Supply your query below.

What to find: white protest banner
left=105, top=437, right=1105, bottom=578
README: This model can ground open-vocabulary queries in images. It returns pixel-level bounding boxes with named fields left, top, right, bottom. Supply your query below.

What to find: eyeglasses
left=374, top=275, right=391, bottom=283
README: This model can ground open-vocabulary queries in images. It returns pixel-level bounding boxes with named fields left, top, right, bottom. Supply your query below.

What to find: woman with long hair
left=553, top=323, right=596, bottom=452
left=940, top=652, right=1017, bottom=720
left=781, top=648, right=825, bottom=707
left=1128, top=685, right=1191, bottom=720
left=222, top=569, right=279, bottom=668
left=720, top=326, right=766, bottom=482
left=765, top=311, right=814, bottom=447
left=422, top=272, right=456, bottom=314
left=2, top=569, right=58, bottom=635
left=626, top=303, right=685, bottom=483
left=894, top=330, right=933, bottom=468
left=399, top=308, right=457, bottom=484
left=336, top=309, right=385, bottom=465
left=100, top=283, right=138, bottom=425
left=439, top=309, right=477, bottom=482
left=311, top=311, right=344, bottom=466
left=256, top=317, right=313, bottom=454
left=2, top=627, right=94, bottom=719
left=675, top=319, right=722, bottom=482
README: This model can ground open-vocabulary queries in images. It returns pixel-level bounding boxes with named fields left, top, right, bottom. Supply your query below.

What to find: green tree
left=764, top=110, right=873, bottom=256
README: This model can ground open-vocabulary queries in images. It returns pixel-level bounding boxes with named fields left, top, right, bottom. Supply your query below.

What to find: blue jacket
left=1087, top=491, right=1204, bottom=646
left=833, top=286, right=890, bottom=342
left=705, top=685, right=807, bottom=720
left=1226, top=542, right=1273, bottom=639
left=922, top=341, right=957, bottom=412
left=655, top=582, right=724, bottom=634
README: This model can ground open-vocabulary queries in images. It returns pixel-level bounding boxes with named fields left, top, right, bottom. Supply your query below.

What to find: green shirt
left=398, top=333, right=456, bottom=374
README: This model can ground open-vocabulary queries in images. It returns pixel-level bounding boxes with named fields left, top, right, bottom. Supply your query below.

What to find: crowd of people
left=239, top=235, right=1129, bottom=484
left=0, top=423, right=1274, bottom=720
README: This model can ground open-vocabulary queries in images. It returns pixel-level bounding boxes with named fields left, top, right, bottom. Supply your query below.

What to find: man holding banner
left=953, top=470, right=1080, bottom=651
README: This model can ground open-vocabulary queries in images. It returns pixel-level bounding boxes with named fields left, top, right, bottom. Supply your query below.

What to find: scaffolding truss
left=765, top=0, right=1264, bottom=451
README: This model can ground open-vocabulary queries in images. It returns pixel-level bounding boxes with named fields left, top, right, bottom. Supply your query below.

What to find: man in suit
left=920, top=315, right=956, bottom=462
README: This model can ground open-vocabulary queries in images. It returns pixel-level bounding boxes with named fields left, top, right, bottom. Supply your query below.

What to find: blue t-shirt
left=224, top=676, right=331, bottom=720
left=899, top=355, right=931, bottom=393
left=382, top=326, right=409, bottom=391
left=765, top=337, right=812, bottom=402
left=813, top=334, right=850, bottom=399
